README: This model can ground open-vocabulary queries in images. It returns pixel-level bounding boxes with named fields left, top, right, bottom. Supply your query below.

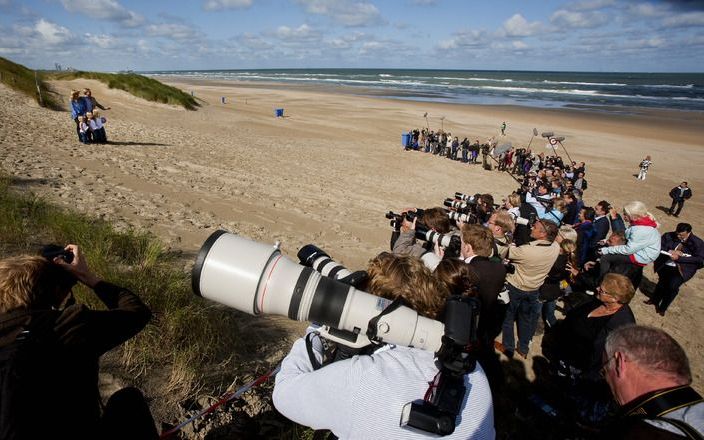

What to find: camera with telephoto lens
left=443, top=199, right=475, bottom=215
left=192, top=231, right=480, bottom=436
left=514, top=212, right=537, bottom=227
left=454, top=192, right=477, bottom=203
left=192, top=231, right=444, bottom=351
left=386, top=209, right=423, bottom=231
left=446, top=210, right=477, bottom=226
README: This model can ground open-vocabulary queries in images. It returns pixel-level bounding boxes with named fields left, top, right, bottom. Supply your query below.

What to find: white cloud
left=274, top=24, right=319, bottom=41
left=502, top=14, right=544, bottom=37
left=569, top=0, right=615, bottom=12
left=296, top=0, right=383, bottom=27
left=438, top=29, right=487, bottom=50
left=202, top=0, right=252, bottom=11
left=238, top=33, right=274, bottom=50
left=664, top=11, right=704, bottom=27
left=60, top=0, right=144, bottom=27
left=84, top=33, right=118, bottom=49
left=35, top=19, right=74, bottom=45
left=550, top=10, right=607, bottom=29
left=146, top=23, right=200, bottom=40
left=628, top=3, right=669, bottom=18
left=512, top=40, right=528, bottom=50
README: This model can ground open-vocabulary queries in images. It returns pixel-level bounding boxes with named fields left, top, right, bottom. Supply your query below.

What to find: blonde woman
left=69, top=89, right=86, bottom=141
left=599, top=201, right=661, bottom=277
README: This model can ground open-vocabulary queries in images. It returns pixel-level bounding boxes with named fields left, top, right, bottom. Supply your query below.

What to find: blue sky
left=1, top=0, right=703, bottom=72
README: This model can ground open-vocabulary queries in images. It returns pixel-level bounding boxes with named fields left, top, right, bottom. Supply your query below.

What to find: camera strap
left=366, top=298, right=405, bottom=345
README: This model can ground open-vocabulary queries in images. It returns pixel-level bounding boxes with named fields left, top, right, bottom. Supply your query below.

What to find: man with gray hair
left=602, top=325, right=703, bottom=438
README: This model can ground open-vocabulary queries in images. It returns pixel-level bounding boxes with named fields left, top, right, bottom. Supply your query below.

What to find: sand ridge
left=0, top=78, right=703, bottom=392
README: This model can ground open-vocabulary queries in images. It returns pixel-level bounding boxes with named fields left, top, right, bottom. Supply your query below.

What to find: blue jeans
left=542, top=300, right=557, bottom=328
left=502, top=283, right=541, bottom=354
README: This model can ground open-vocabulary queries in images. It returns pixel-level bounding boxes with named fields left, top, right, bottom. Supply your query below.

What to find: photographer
left=392, top=207, right=451, bottom=271
left=500, top=220, right=560, bottom=359
left=602, top=325, right=703, bottom=439
left=486, top=211, right=515, bottom=260
left=0, top=245, right=155, bottom=440
left=272, top=252, right=495, bottom=439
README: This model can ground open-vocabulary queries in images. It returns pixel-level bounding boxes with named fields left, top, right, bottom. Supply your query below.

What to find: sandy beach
left=1, top=75, right=703, bottom=397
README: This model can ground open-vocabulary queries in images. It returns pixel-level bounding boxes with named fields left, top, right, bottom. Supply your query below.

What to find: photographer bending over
left=0, top=245, right=155, bottom=440
left=273, top=252, right=495, bottom=439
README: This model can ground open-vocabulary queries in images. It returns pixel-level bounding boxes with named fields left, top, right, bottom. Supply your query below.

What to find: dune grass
left=47, top=70, right=200, bottom=110
left=0, top=174, right=238, bottom=410
left=0, top=56, right=62, bottom=110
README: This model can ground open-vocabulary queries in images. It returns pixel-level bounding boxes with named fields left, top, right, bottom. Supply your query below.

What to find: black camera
left=386, top=210, right=423, bottom=231
left=41, top=245, right=74, bottom=264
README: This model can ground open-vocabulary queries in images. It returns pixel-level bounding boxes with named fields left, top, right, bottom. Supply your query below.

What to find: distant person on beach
left=601, top=325, right=704, bottom=439
left=637, top=155, right=652, bottom=180
left=273, top=252, right=495, bottom=439
left=0, top=245, right=156, bottom=439
left=647, top=223, right=704, bottom=316
left=668, top=182, right=692, bottom=217
left=501, top=121, right=507, bottom=136
left=70, top=89, right=87, bottom=141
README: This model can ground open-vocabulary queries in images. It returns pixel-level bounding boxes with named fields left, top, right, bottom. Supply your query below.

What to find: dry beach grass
left=1, top=77, right=703, bottom=435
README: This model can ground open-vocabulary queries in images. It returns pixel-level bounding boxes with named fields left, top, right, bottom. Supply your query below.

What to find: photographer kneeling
left=273, top=252, right=495, bottom=439
left=0, top=245, right=155, bottom=440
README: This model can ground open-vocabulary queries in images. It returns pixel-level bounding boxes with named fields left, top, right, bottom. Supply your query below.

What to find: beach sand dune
left=1, top=78, right=703, bottom=399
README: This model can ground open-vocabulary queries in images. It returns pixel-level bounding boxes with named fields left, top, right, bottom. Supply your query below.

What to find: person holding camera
left=392, top=207, right=451, bottom=271
left=0, top=245, right=156, bottom=440
left=272, top=252, right=495, bottom=439
left=499, top=219, right=560, bottom=359
left=601, top=325, right=703, bottom=438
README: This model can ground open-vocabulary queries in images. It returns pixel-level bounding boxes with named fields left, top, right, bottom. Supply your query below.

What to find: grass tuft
left=0, top=56, right=62, bottom=110
left=47, top=70, right=200, bottom=110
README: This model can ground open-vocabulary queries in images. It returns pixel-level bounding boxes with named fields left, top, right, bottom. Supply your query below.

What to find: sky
left=1, top=0, right=703, bottom=72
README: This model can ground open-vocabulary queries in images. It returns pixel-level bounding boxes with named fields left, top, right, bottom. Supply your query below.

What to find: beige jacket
left=506, top=240, right=560, bottom=291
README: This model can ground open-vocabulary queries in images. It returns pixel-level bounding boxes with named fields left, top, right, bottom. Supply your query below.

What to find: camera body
left=41, top=245, right=74, bottom=264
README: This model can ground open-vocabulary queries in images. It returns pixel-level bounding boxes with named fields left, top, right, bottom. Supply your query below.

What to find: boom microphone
left=192, top=231, right=444, bottom=351
left=541, top=131, right=554, bottom=138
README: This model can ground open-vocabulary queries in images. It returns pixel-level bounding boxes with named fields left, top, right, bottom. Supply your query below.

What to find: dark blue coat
left=654, top=232, right=704, bottom=281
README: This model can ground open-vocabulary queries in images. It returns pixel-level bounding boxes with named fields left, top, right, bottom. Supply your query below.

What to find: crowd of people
left=1, top=120, right=701, bottom=438
left=69, top=88, right=110, bottom=144
left=273, top=139, right=703, bottom=437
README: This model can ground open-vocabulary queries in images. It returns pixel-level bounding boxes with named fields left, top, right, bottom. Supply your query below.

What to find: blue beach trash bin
left=402, top=133, right=411, bottom=148
left=275, top=108, right=284, bottom=118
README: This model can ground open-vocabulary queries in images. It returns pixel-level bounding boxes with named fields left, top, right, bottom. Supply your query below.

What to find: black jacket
left=654, top=232, right=704, bottom=282
left=468, top=256, right=507, bottom=344
left=669, top=186, right=692, bottom=202
left=0, top=282, right=151, bottom=440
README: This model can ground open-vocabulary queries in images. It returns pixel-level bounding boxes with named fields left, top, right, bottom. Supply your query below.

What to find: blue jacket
left=70, top=99, right=86, bottom=119
left=601, top=220, right=661, bottom=265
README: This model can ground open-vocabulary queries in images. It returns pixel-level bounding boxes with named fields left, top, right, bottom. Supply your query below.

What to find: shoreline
left=161, top=76, right=704, bottom=146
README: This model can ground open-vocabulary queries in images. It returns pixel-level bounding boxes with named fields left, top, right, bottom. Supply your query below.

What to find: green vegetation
left=48, top=70, right=200, bottom=110
left=0, top=175, right=240, bottom=414
left=0, top=56, right=62, bottom=110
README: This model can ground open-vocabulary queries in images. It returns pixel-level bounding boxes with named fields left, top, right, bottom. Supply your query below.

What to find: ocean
left=143, top=69, right=704, bottom=112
